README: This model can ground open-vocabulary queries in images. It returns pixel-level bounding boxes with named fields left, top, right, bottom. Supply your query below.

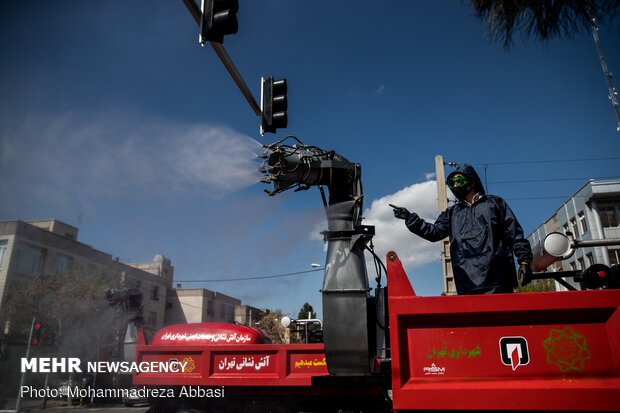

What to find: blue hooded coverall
left=405, top=165, right=533, bottom=294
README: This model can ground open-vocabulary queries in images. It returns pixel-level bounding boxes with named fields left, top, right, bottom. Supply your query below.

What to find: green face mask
left=447, top=174, right=469, bottom=189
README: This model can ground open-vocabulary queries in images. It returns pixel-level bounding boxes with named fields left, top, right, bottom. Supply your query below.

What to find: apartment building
left=165, top=286, right=266, bottom=326
left=0, top=219, right=173, bottom=331
left=527, top=179, right=620, bottom=289
left=0, top=218, right=270, bottom=332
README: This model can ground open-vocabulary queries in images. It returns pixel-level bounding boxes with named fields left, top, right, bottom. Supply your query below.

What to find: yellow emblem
left=182, top=356, right=196, bottom=373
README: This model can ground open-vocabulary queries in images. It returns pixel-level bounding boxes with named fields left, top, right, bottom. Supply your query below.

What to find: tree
left=468, top=0, right=620, bottom=49
left=516, top=277, right=557, bottom=293
left=0, top=265, right=126, bottom=360
left=0, top=266, right=127, bottom=402
left=297, top=302, right=316, bottom=320
left=256, top=310, right=301, bottom=344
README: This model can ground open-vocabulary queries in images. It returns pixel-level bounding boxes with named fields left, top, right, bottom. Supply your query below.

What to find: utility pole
left=435, top=156, right=457, bottom=296
left=15, top=317, right=36, bottom=412
left=590, top=18, right=620, bottom=133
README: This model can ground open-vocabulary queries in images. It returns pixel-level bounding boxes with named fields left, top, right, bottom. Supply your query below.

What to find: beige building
left=235, top=304, right=268, bottom=326
left=165, top=286, right=266, bottom=326
left=0, top=219, right=173, bottom=331
left=0, top=218, right=269, bottom=332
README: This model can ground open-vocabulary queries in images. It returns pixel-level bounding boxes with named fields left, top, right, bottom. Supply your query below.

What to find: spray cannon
left=105, top=288, right=143, bottom=310
left=530, top=232, right=620, bottom=290
left=259, top=137, right=387, bottom=377
left=259, top=136, right=362, bottom=208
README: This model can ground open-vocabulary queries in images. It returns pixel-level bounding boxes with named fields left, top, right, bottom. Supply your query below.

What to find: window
left=569, top=261, right=576, bottom=271
left=148, top=311, right=157, bottom=327
left=207, top=300, right=214, bottom=315
left=586, top=253, right=594, bottom=267
left=55, top=253, right=73, bottom=275
left=220, top=303, right=226, bottom=319
left=151, top=285, right=159, bottom=300
left=570, top=218, right=579, bottom=236
left=227, top=305, right=235, bottom=323
left=599, top=205, right=618, bottom=228
left=563, top=224, right=570, bottom=235
left=0, top=239, right=7, bottom=269
left=577, top=257, right=585, bottom=271
left=609, top=249, right=620, bottom=266
left=16, top=243, right=46, bottom=275
left=578, top=212, right=588, bottom=234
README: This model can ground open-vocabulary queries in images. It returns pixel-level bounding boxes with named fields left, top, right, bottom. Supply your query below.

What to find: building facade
left=0, top=219, right=270, bottom=332
left=165, top=286, right=266, bottom=326
left=0, top=219, right=173, bottom=331
left=527, top=180, right=620, bottom=290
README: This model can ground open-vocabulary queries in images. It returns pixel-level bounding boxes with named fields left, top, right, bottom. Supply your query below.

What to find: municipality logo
left=499, top=337, right=529, bottom=371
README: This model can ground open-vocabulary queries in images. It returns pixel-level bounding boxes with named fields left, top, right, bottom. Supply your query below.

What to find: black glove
left=390, top=204, right=411, bottom=220
left=517, top=263, right=532, bottom=287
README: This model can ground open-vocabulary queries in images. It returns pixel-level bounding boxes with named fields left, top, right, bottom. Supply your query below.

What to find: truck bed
left=386, top=251, right=620, bottom=412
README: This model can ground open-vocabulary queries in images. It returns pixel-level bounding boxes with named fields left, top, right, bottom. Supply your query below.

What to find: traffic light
left=31, top=321, right=42, bottom=346
left=261, top=77, right=288, bottom=135
left=199, top=0, right=239, bottom=44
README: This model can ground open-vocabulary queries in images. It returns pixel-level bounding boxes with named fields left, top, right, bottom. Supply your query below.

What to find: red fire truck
left=133, top=141, right=620, bottom=412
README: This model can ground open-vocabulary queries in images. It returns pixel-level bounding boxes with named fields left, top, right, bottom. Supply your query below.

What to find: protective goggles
left=447, top=175, right=470, bottom=189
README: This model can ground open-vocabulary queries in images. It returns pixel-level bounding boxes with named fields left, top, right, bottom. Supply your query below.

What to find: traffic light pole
left=15, top=317, right=35, bottom=412
left=181, top=0, right=261, bottom=116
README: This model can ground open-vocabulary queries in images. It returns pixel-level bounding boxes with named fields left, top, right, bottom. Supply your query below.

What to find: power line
left=477, top=156, right=620, bottom=166
left=176, top=268, right=324, bottom=283
left=447, top=157, right=620, bottom=167
left=489, top=176, right=619, bottom=184
left=505, top=196, right=574, bottom=200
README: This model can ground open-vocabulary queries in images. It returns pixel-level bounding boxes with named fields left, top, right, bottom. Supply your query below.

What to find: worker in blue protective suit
left=391, top=164, right=533, bottom=295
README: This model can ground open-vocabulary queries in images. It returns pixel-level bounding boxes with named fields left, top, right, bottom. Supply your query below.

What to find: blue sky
left=1, top=1, right=619, bottom=319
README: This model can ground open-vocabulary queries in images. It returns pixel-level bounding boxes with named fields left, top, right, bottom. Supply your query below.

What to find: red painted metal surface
left=386, top=251, right=620, bottom=412
left=133, top=339, right=328, bottom=387
left=151, top=322, right=269, bottom=346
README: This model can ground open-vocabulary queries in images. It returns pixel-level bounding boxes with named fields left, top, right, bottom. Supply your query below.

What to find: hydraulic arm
left=260, top=137, right=377, bottom=376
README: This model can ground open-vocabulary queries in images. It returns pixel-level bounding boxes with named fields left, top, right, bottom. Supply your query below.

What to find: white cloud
left=376, top=85, right=385, bottom=94
left=304, top=179, right=444, bottom=277
left=363, top=179, right=442, bottom=271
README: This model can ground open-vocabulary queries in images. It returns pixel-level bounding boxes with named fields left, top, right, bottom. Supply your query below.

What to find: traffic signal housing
left=261, top=77, right=288, bottom=135
left=200, top=0, right=239, bottom=44
left=31, top=321, right=42, bottom=346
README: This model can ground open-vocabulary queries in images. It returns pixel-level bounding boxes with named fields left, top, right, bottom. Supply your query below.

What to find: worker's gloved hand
left=390, top=204, right=411, bottom=220
left=518, top=263, right=533, bottom=286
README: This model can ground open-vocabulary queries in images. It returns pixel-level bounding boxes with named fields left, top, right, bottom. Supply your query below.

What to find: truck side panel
left=133, top=343, right=328, bottom=387
left=387, top=251, right=620, bottom=412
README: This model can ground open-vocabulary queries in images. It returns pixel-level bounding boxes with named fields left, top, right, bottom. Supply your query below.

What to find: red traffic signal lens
left=31, top=321, right=42, bottom=345
left=598, top=271, right=607, bottom=278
